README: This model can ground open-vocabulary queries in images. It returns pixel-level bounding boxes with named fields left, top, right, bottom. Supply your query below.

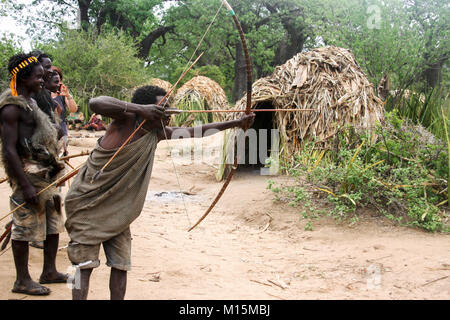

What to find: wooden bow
left=188, top=0, right=253, bottom=231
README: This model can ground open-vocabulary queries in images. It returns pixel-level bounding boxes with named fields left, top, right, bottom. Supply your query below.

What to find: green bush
left=0, top=36, right=20, bottom=91
left=270, top=112, right=449, bottom=232
left=385, top=88, right=449, bottom=141
left=41, top=29, right=149, bottom=120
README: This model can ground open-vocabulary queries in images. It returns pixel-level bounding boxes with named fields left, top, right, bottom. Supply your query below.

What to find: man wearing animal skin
left=0, top=53, right=68, bottom=296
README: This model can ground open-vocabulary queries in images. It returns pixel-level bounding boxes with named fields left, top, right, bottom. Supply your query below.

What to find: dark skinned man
left=64, top=85, right=255, bottom=300
left=0, top=53, right=68, bottom=296
left=29, top=52, right=61, bottom=250
left=30, top=50, right=58, bottom=122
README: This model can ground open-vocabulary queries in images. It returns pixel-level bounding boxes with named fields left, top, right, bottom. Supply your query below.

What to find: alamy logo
left=366, top=263, right=382, bottom=289
left=66, top=265, right=81, bottom=290
left=367, top=5, right=382, bottom=30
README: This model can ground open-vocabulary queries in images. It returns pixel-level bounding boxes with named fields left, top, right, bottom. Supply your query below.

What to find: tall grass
left=385, top=87, right=449, bottom=140
left=273, top=113, right=448, bottom=232
left=442, top=107, right=450, bottom=205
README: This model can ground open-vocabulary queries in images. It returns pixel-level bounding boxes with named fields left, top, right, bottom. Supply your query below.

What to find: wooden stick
left=0, top=164, right=82, bottom=223
left=165, top=108, right=315, bottom=114
left=0, top=245, right=11, bottom=256
left=267, top=279, right=287, bottom=290
left=64, top=160, right=75, bottom=170
left=59, top=151, right=90, bottom=161
left=422, top=275, right=449, bottom=287
left=0, top=177, right=8, bottom=184
left=0, top=222, right=12, bottom=246
left=250, top=279, right=273, bottom=287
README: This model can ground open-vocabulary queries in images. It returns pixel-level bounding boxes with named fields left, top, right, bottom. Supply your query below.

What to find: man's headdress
left=10, top=56, right=39, bottom=96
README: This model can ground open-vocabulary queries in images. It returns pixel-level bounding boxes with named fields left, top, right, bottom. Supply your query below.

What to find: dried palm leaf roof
left=230, top=45, right=384, bottom=163
left=148, top=78, right=172, bottom=92
left=173, top=76, right=230, bottom=126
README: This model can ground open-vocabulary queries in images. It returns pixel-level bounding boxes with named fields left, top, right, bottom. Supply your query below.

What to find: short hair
left=48, top=70, right=60, bottom=82
left=29, top=49, right=52, bottom=63
left=51, top=66, right=63, bottom=81
left=131, top=85, right=167, bottom=105
left=8, top=53, right=41, bottom=85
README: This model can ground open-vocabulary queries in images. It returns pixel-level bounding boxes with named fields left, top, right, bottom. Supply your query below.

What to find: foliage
left=0, top=35, right=21, bottom=91
left=169, top=64, right=227, bottom=96
left=40, top=29, right=149, bottom=119
left=385, top=88, right=450, bottom=140
left=4, top=0, right=448, bottom=104
left=1, top=0, right=448, bottom=232
left=148, top=0, right=316, bottom=100
left=318, top=0, right=449, bottom=89
left=4, top=0, right=161, bottom=42
left=270, top=112, right=449, bottom=232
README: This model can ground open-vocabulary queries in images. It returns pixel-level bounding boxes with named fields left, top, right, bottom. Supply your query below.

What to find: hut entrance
left=239, top=101, right=278, bottom=173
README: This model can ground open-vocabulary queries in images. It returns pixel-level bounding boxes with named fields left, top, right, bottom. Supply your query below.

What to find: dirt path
left=0, top=132, right=449, bottom=300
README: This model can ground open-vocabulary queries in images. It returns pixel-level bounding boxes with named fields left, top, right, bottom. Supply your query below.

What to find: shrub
left=42, top=29, right=149, bottom=120
left=0, top=36, right=20, bottom=91
left=270, top=111, right=449, bottom=232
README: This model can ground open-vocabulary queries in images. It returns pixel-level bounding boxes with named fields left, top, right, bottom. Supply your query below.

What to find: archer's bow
left=188, top=0, right=252, bottom=231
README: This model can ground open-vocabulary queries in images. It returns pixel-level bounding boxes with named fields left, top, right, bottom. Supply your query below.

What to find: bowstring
left=160, top=120, right=192, bottom=228
left=160, top=2, right=224, bottom=229
left=180, top=2, right=223, bottom=76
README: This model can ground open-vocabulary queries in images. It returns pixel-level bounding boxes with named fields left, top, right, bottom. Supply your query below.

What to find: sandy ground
left=0, top=130, right=449, bottom=300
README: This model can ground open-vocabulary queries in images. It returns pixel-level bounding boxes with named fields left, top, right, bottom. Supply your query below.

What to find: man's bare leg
left=39, top=234, right=68, bottom=283
left=11, top=240, right=50, bottom=295
left=110, top=268, right=127, bottom=300
left=72, top=268, right=93, bottom=300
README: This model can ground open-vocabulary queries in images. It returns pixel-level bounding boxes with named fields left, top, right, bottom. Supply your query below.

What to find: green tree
left=0, top=36, right=21, bottom=91
left=41, top=29, right=149, bottom=119
left=5, top=0, right=172, bottom=59
left=317, top=0, right=449, bottom=90
left=153, top=0, right=316, bottom=101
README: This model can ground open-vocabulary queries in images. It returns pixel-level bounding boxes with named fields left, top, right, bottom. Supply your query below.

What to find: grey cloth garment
left=64, top=130, right=158, bottom=245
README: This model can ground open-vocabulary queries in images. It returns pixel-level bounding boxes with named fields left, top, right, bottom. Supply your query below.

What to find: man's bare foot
left=12, top=280, right=51, bottom=296
left=39, top=272, right=69, bottom=284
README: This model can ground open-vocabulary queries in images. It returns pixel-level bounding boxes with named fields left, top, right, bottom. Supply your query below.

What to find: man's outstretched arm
left=89, top=96, right=165, bottom=124
left=158, top=113, right=255, bottom=140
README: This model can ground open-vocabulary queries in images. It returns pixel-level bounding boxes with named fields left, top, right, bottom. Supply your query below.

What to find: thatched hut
left=172, top=76, right=230, bottom=127
left=147, top=78, right=172, bottom=92
left=217, top=46, right=384, bottom=180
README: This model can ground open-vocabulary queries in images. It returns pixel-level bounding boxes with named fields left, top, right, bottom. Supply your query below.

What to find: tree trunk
left=422, top=54, right=447, bottom=88
left=137, top=26, right=175, bottom=59
left=77, top=0, right=92, bottom=31
left=274, top=25, right=305, bottom=66
left=263, top=2, right=306, bottom=66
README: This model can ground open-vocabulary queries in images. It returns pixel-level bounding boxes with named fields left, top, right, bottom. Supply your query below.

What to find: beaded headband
left=10, top=56, right=39, bottom=96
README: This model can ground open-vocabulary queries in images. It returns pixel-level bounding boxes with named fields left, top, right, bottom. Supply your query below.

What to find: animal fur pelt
left=0, top=89, right=65, bottom=211
left=0, top=221, right=12, bottom=251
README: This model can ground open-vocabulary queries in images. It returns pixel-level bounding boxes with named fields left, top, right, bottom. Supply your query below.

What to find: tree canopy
left=0, top=0, right=448, bottom=103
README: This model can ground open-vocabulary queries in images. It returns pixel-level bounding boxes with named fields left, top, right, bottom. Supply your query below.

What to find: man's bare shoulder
left=0, top=104, right=21, bottom=122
